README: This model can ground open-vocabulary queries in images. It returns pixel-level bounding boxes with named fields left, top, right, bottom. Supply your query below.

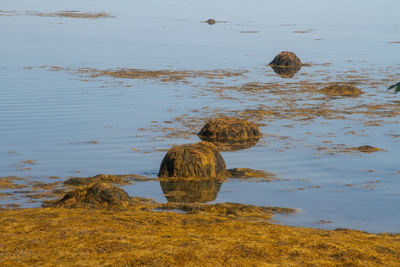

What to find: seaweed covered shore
left=1, top=206, right=399, bottom=266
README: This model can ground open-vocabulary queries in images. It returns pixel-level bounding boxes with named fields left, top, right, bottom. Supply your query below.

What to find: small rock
left=51, top=182, right=131, bottom=208
left=206, top=18, right=216, bottom=25
left=269, top=51, right=302, bottom=67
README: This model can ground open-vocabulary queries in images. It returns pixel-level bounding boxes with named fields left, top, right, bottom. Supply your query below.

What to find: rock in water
left=206, top=18, right=216, bottom=25
left=52, top=182, right=131, bottom=208
left=158, top=142, right=226, bottom=178
left=198, top=117, right=261, bottom=142
left=269, top=51, right=302, bottom=67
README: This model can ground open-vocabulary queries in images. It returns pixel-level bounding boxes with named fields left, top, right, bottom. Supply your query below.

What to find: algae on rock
left=158, top=142, right=226, bottom=178
left=49, top=182, right=131, bottom=208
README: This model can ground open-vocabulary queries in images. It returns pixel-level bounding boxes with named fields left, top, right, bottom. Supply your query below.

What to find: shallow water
left=1, top=0, right=399, bottom=232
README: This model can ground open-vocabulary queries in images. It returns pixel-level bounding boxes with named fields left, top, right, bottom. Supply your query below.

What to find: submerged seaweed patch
left=49, top=66, right=247, bottom=84
left=319, top=84, right=363, bottom=97
left=0, top=10, right=113, bottom=18
left=34, top=11, right=113, bottom=19
left=316, top=144, right=384, bottom=155
left=0, top=177, right=27, bottom=190
left=64, top=173, right=153, bottom=186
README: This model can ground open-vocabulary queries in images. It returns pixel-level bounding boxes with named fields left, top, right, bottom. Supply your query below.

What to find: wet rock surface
left=198, top=117, right=261, bottom=142
left=319, top=84, right=363, bottom=97
left=158, top=142, right=226, bottom=178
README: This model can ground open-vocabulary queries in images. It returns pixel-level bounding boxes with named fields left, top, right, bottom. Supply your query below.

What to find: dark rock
left=206, top=18, right=216, bottom=25
left=269, top=51, right=302, bottom=67
left=158, top=142, right=226, bottom=178
left=198, top=117, right=261, bottom=142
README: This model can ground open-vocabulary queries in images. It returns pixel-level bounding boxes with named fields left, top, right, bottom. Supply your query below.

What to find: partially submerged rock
left=206, top=18, right=216, bottom=25
left=50, top=182, right=131, bottom=208
left=269, top=51, right=302, bottom=67
left=160, top=178, right=222, bottom=203
left=158, top=142, right=226, bottom=178
left=198, top=117, right=261, bottom=142
left=319, top=84, right=363, bottom=97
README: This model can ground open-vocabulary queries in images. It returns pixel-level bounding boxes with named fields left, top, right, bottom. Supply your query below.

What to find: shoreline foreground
left=1, top=205, right=399, bottom=266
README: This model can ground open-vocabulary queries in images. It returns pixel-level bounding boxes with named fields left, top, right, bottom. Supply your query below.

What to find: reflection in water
left=270, top=64, right=302, bottom=78
left=199, top=137, right=260, bottom=152
left=160, top=178, right=222, bottom=203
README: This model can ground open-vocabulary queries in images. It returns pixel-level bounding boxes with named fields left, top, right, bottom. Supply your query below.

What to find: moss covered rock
left=158, top=142, right=226, bottom=178
left=198, top=117, right=261, bottom=142
left=269, top=51, right=302, bottom=67
left=52, top=182, right=131, bottom=208
left=206, top=18, right=216, bottom=25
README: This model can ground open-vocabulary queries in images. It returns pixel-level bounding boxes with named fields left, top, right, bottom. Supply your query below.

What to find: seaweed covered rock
left=160, top=178, right=222, bottom=203
left=269, top=51, right=302, bottom=67
left=158, top=142, right=226, bottom=178
left=319, top=84, right=363, bottom=97
left=206, top=18, right=216, bottom=25
left=198, top=117, right=261, bottom=142
left=51, top=182, right=131, bottom=208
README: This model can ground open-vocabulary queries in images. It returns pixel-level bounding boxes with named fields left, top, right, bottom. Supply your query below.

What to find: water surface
left=1, top=0, right=399, bottom=233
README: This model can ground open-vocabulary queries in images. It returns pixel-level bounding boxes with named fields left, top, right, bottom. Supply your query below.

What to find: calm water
left=1, top=0, right=399, bottom=232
